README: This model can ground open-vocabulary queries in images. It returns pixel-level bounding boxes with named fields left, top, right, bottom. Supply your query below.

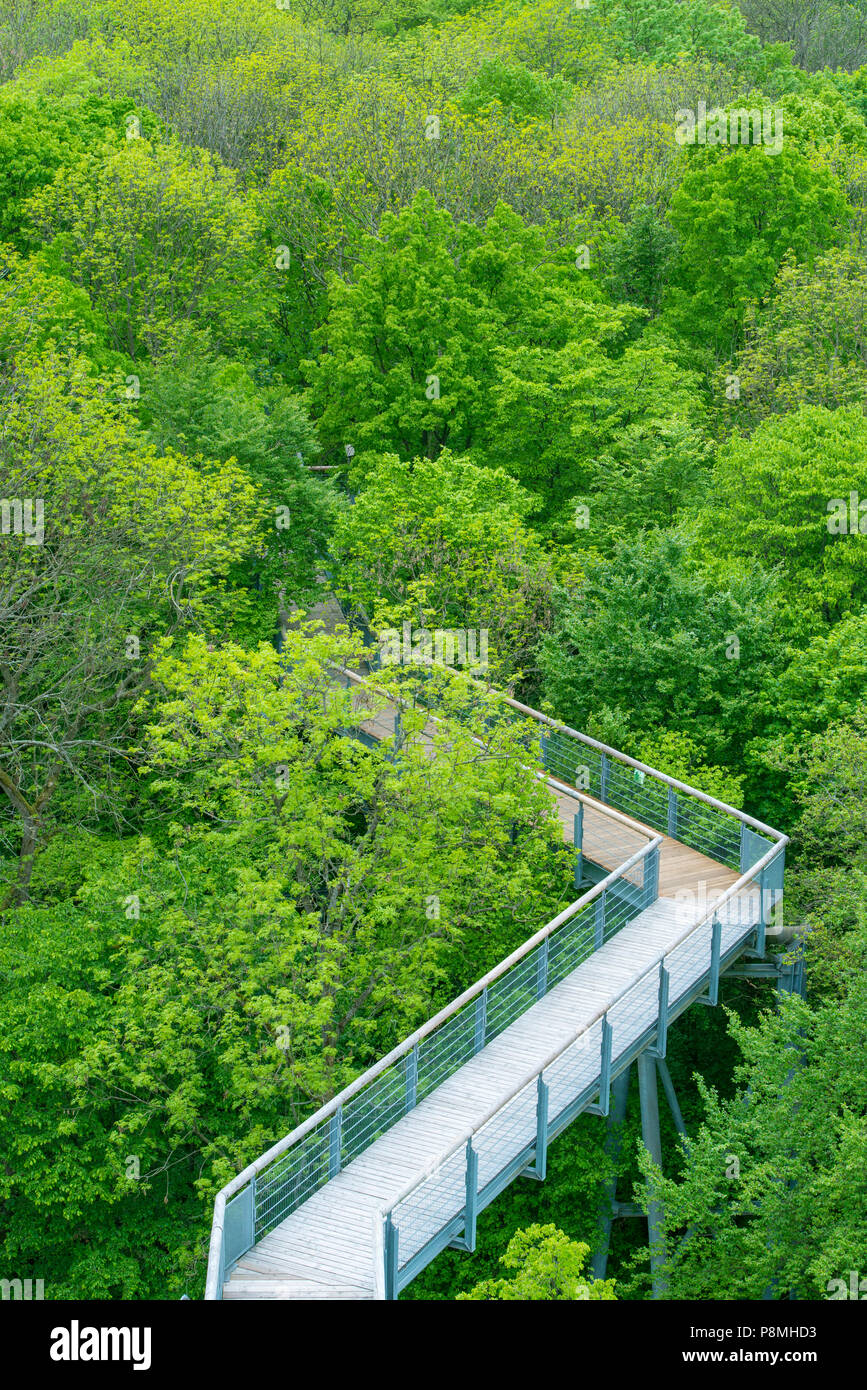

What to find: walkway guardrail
left=497, top=692, right=781, bottom=876
left=340, top=660, right=781, bottom=876
left=378, top=835, right=787, bottom=1297
left=205, top=828, right=661, bottom=1299
left=205, top=664, right=786, bottom=1300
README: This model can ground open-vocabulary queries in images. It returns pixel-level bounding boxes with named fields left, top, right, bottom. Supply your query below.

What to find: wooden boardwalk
left=221, top=680, right=763, bottom=1300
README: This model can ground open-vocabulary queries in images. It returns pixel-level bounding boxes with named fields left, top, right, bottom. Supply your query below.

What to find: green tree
left=330, top=450, right=555, bottom=686
left=458, top=1223, right=617, bottom=1299
left=634, top=908, right=867, bottom=1299
left=538, top=533, right=780, bottom=768
left=25, top=138, right=263, bottom=360
left=665, top=144, right=848, bottom=352
left=763, top=708, right=867, bottom=993
left=725, top=248, right=867, bottom=427
left=136, top=322, right=338, bottom=609
left=304, top=187, right=640, bottom=514
left=0, top=348, right=262, bottom=905
left=698, top=404, right=867, bottom=631
left=605, top=203, right=680, bottom=316
left=599, top=0, right=767, bottom=73
left=457, top=58, right=570, bottom=122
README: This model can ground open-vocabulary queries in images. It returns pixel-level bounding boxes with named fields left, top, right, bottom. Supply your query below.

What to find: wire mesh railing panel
left=607, top=970, right=660, bottom=1060
left=485, top=947, right=543, bottom=1041
left=541, top=729, right=604, bottom=797
left=474, top=1082, right=538, bottom=1190
left=545, top=1018, right=604, bottom=1123
left=254, top=1122, right=331, bottom=1236
left=666, top=919, right=716, bottom=1008
left=417, top=1002, right=477, bottom=1100
left=601, top=891, right=640, bottom=945
left=603, top=760, right=670, bottom=829
left=674, top=800, right=741, bottom=869
left=392, top=1146, right=468, bottom=1268
left=719, top=885, right=763, bottom=937
left=342, top=1064, right=406, bottom=1164
left=547, top=904, right=597, bottom=988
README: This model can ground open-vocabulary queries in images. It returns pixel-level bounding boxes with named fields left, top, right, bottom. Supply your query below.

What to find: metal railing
left=340, top=661, right=782, bottom=876
left=497, top=692, right=781, bottom=875
left=205, top=824, right=660, bottom=1298
left=378, top=836, right=787, bottom=1297
left=205, top=666, right=787, bottom=1299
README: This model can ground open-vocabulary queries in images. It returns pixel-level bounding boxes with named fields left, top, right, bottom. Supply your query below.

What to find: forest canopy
left=1, top=0, right=865, bottom=1308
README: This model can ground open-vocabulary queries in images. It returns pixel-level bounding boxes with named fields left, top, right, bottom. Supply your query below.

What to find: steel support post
left=590, top=1064, right=631, bottom=1281
left=637, top=1052, right=668, bottom=1299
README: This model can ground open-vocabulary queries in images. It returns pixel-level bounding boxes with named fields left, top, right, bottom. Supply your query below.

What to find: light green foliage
left=0, top=92, right=157, bottom=249
left=331, top=450, right=554, bottom=684
left=0, top=244, right=115, bottom=369
left=304, top=189, right=607, bottom=491
left=598, top=0, right=767, bottom=74
left=569, top=415, right=713, bottom=552
left=307, top=188, right=711, bottom=518
left=749, top=630, right=867, bottom=852
left=457, top=58, right=570, bottom=121
left=636, top=731, right=745, bottom=809
left=458, top=1223, right=617, bottom=1299
left=726, top=249, right=867, bottom=426
left=25, top=138, right=264, bottom=359
left=782, top=710, right=867, bottom=994
left=666, top=144, right=848, bottom=352
left=633, top=908, right=867, bottom=1299
left=698, top=404, right=867, bottom=630
left=0, top=348, right=263, bottom=906
left=132, top=633, right=570, bottom=1098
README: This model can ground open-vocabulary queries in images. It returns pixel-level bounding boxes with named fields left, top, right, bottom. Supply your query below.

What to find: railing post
left=667, top=786, right=678, bottom=837
left=464, top=1140, right=479, bottom=1251
left=645, top=844, right=659, bottom=907
left=597, top=1015, right=613, bottom=1115
left=600, top=753, right=610, bottom=804
left=474, top=987, right=487, bottom=1053
left=384, top=1213, right=398, bottom=1301
left=405, top=1044, right=418, bottom=1114
left=536, top=937, right=549, bottom=1000
left=756, top=865, right=767, bottom=957
left=650, top=963, right=669, bottom=1058
left=574, top=806, right=584, bottom=888
left=249, top=1174, right=257, bottom=1247
left=594, top=889, right=606, bottom=951
left=329, top=1107, right=342, bottom=1179
left=708, top=915, right=721, bottom=1006
left=739, top=822, right=750, bottom=874
left=535, top=1076, right=549, bottom=1181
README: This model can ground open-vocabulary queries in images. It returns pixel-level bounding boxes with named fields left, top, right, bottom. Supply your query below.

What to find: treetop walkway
left=205, top=660, right=789, bottom=1301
